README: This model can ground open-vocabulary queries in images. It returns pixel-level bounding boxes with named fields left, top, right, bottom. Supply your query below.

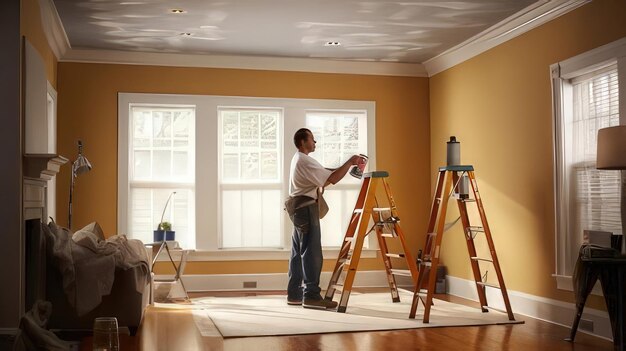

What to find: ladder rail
left=467, top=171, right=514, bottom=320
left=453, top=171, right=489, bottom=312
left=324, top=177, right=371, bottom=301
left=410, top=170, right=446, bottom=318
left=335, top=178, right=380, bottom=312
left=421, top=171, right=454, bottom=323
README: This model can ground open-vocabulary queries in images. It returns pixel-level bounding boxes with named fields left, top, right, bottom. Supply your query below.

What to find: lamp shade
left=597, top=126, right=626, bottom=170
left=72, top=154, right=92, bottom=176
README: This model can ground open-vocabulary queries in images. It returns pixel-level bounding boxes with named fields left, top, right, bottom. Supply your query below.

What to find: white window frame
left=119, top=93, right=377, bottom=260
left=551, top=37, right=626, bottom=291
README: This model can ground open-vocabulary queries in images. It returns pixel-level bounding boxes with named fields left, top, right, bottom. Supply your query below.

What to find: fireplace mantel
left=23, top=153, right=68, bottom=180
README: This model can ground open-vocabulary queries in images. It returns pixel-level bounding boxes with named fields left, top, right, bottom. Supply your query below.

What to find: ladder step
left=381, top=233, right=396, bottom=238
left=470, top=256, right=493, bottom=262
left=331, top=284, right=344, bottom=292
left=338, top=257, right=352, bottom=266
left=461, top=198, right=476, bottom=202
left=390, top=269, right=412, bottom=276
left=467, top=226, right=484, bottom=233
left=385, top=253, right=405, bottom=258
left=477, top=281, right=500, bottom=289
left=372, top=207, right=391, bottom=212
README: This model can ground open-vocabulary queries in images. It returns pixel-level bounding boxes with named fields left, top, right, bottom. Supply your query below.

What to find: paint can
left=349, top=154, right=368, bottom=179
left=446, top=136, right=460, bottom=166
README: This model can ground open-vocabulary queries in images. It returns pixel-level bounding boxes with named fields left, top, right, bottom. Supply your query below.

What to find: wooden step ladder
left=409, top=165, right=515, bottom=322
left=324, top=171, right=419, bottom=313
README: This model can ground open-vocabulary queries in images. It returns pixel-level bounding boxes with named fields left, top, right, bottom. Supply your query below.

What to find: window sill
left=157, top=248, right=379, bottom=261
left=553, top=274, right=603, bottom=296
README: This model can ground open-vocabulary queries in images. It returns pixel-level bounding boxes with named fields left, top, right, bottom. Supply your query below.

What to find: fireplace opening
left=25, top=218, right=45, bottom=314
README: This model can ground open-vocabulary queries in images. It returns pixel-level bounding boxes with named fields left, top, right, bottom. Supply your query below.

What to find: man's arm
left=324, top=155, right=363, bottom=186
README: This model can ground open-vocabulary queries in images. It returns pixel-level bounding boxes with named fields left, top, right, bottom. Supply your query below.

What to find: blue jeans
left=288, top=203, right=323, bottom=299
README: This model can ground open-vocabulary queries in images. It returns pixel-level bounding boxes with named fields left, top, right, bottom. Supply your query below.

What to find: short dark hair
left=293, top=128, right=312, bottom=148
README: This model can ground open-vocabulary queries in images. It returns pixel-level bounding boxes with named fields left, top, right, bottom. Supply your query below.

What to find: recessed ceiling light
left=180, top=32, right=192, bottom=36
left=171, top=9, right=185, bottom=14
left=324, top=41, right=341, bottom=47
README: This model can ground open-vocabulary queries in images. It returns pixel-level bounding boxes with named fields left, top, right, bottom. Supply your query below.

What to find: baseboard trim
left=446, top=275, right=612, bottom=341
left=182, top=270, right=389, bottom=292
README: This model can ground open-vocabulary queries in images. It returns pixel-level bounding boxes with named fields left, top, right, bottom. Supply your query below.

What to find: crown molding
left=38, top=0, right=71, bottom=59
left=60, top=48, right=428, bottom=77
left=424, top=0, right=591, bottom=77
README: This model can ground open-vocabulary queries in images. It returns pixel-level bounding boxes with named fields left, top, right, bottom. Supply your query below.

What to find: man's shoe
left=303, top=297, right=338, bottom=310
left=287, top=297, right=302, bottom=305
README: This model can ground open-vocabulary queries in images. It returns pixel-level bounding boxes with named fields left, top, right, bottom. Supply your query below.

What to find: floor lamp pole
left=68, top=171, right=75, bottom=229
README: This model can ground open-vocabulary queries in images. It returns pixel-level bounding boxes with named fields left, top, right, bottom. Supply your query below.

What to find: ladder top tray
left=364, top=171, right=389, bottom=178
left=438, top=165, right=474, bottom=171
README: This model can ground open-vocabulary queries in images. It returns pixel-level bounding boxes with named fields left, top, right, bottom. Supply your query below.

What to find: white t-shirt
left=289, top=151, right=332, bottom=199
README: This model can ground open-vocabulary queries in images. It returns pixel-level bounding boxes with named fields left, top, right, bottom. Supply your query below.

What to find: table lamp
left=68, top=140, right=92, bottom=229
left=596, top=125, right=626, bottom=252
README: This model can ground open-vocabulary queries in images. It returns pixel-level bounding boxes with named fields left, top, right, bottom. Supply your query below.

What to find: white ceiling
left=52, top=0, right=538, bottom=64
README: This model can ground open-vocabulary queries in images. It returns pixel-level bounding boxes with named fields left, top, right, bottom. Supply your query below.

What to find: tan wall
left=430, top=0, right=626, bottom=308
left=57, top=63, right=430, bottom=273
left=21, top=0, right=57, bottom=86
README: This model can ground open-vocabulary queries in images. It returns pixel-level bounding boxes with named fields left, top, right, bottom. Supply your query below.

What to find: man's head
left=294, top=128, right=316, bottom=154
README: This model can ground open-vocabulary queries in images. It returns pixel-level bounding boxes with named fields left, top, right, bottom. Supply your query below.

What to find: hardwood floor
left=130, top=289, right=612, bottom=351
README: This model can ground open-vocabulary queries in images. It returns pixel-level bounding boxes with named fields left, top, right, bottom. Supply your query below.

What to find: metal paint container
left=446, top=136, right=460, bottom=166
left=349, top=154, right=368, bottom=179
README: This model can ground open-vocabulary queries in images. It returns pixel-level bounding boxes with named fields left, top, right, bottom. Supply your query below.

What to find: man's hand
left=325, top=154, right=367, bottom=186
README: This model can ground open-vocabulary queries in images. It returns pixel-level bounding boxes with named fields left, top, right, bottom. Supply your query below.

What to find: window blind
left=570, top=65, right=621, bottom=239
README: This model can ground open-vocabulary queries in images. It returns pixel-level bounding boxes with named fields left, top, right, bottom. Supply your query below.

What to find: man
left=286, top=128, right=364, bottom=309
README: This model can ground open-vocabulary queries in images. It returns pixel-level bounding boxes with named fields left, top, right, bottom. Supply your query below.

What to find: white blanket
left=44, top=222, right=149, bottom=316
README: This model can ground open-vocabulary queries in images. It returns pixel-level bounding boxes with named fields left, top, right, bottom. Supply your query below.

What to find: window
left=306, top=110, right=368, bottom=247
left=119, top=94, right=376, bottom=259
left=219, top=108, right=283, bottom=248
left=552, top=38, right=626, bottom=282
left=126, top=105, right=196, bottom=249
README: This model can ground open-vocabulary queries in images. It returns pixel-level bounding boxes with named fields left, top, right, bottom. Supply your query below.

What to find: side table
left=567, top=254, right=626, bottom=351
left=145, top=241, right=192, bottom=303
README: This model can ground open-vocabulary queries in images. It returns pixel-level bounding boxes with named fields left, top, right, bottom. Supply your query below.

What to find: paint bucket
left=349, top=154, right=368, bottom=179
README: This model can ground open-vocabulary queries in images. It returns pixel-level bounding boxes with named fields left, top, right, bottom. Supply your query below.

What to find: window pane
left=129, top=188, right=195, bottom=249
left=306, top=111, right=367, bottom=170
left=221, top=189, right=281, bottom=248
left=220, top=109, right=280, bottom=183
left=130, top=105, right=195, bottom=183
left=153, top=150, right=171, bottom=179
left=133, top=150, right=151, bottom=180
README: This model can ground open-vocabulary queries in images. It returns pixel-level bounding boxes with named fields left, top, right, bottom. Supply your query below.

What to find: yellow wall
left=20, top=0, right=57, bottom=86
left=430, top=0, right=626, bottom=308
left=56, top=64, right=431, bottom=273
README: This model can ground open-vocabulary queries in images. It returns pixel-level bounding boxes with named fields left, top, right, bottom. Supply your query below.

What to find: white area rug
left=190, top=292, right=522, bottom=338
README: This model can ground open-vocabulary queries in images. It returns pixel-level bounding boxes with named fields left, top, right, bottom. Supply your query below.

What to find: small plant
left=158, top=221, right=172, bottom=231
